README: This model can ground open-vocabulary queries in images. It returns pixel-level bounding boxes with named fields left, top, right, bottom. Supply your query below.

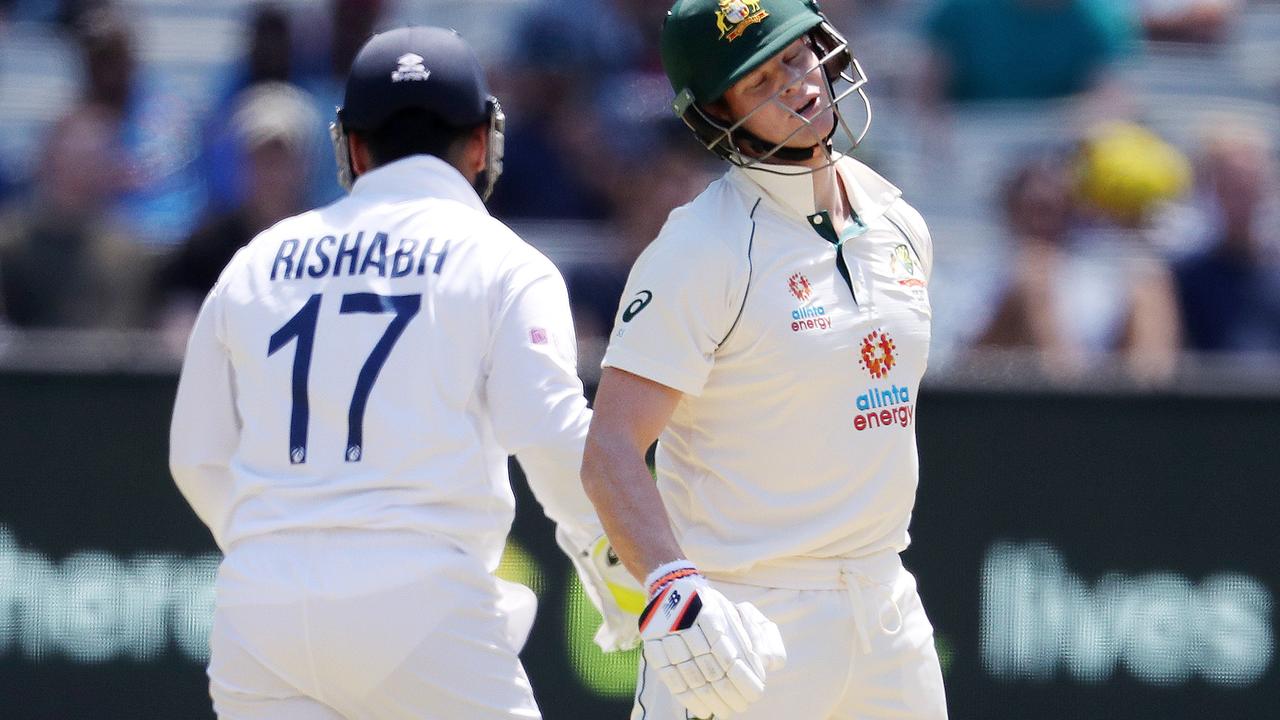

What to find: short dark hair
left=363, top=108, right=478, bottom=167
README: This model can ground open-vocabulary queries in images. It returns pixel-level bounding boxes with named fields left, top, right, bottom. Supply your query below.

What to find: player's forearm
left=516, top=419, right=601, bottom=550
left=581, top=431, right=684, bottom=584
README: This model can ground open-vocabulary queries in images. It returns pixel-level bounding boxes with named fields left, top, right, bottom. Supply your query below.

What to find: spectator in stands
left=0, top=109, right=149, bottom=328
left=1175, top=121, right=1280, bottom=353
left=1140, top=0, right=1239, bottom=44
left=67, top=5, right=204, bottom=246
left=921, top=0, right=1134, bottom=103
left=241, top=2, right=292, bottom=87
left=296, top=0, right=386, bottom=205
left=155, top=82, right=316, bottom=352
left=202, top=3, right=325, bottom=212
left=975, top=127, right=1187, bottom=383
left=565, top=120, right=719, bottom=377
left=602, top=0, right=669, bottom=74
left=485, top=3, right=614, bottom=220
left=1071, top=122, right=1187, bottom=382
left=973, top=154, right=1088, bottom=378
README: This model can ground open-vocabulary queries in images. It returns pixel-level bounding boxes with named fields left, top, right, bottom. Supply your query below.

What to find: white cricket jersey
left=170, top=156, right=598, bottom=570
left=602, top=154, right=934, bottom=575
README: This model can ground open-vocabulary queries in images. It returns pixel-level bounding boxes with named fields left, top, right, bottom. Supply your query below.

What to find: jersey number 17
left=267, top=292, right=421, bottom=465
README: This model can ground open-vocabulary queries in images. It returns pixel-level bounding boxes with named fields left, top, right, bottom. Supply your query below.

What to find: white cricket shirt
left=602, top=154, right=934, bottom=575
left=170, top=156, right=598, bottom=570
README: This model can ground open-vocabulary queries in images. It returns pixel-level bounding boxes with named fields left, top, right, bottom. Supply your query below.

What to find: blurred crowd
left=0, top=0, right=1276, bottom=384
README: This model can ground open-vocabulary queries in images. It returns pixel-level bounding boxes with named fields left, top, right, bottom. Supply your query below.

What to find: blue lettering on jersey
left=293, top=237, right=315, bottom=280
left=308, top=235, right=336, bottom=277
left=391, top=237, right=419, bottom=278
left=359, top=232, right=389, bottom=277
left=417, top=238, right=449, bottom=275
left=271, top=230, right=450, bottom=281
left=334, top=232, right=363, bottom=276
left=271, top=239, right=300, bottom=280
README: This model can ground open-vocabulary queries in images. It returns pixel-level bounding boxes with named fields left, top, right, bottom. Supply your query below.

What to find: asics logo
left=622, top=290, right=653, bottom=322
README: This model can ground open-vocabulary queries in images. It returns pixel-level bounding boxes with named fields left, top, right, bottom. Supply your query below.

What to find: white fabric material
left=602, top=153, right=935, bottom=575
left=632, top=556, right=947, bottom=720
left=209, top=529, right=541, bottom=720
left=170, top=154, right=598, bottom=569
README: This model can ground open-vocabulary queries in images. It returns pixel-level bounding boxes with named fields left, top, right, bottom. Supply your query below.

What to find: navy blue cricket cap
left=338, top=26, right=491, bottom=132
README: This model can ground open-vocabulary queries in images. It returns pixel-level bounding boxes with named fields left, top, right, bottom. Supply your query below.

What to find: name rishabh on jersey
left=170, top=155, right=598, bottom=571
left=268, top=231, right=451, bottom=282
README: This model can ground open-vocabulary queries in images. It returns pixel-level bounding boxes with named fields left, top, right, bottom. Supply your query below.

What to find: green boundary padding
left=564, top=575, right=641, bottom=698
left=495, top=538, right=546, bottom=597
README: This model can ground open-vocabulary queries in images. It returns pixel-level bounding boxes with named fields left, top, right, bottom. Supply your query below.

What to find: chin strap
left=739, top=133, right=823, bottom=162
left=733, top=110, right=840, bottom=164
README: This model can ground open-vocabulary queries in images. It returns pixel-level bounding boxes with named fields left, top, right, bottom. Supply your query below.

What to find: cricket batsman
left=170, top=26, right=638, bottom=719
left=581, top=0, right=948, bottom=717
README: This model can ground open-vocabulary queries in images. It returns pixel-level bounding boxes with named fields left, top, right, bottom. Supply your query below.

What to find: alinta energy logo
left=854, top=329, right=914, bottom=432
left=859, top=329, right=896, bottom=379
left=788, top=272, right=830, bottom=333
left=787, top=272, right=811, bottom=302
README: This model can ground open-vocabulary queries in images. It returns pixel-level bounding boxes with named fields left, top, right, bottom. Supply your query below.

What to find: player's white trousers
left=207, top=529, right=541, bottom=720
left=632, top=550, right=948, bottom=720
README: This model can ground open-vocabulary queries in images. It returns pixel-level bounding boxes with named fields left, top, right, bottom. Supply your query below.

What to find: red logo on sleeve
left=529, top=328, right=548, bottom=345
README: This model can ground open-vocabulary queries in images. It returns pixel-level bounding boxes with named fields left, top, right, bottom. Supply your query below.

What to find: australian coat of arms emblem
left=716, top=0, right=770, bottom=41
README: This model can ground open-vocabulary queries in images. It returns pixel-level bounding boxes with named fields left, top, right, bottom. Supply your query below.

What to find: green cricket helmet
left=660, top=0, right=871, bottom=169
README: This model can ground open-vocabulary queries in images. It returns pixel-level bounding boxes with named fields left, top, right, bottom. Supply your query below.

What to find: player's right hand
left=638, top=562, right=786, bottom=719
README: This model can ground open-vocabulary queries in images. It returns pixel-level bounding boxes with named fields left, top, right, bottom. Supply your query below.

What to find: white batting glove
left=638, top=561, right=786, bottom=719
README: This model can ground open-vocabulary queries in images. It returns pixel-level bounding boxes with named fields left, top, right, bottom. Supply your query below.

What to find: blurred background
left=0, top=0, right=1276, bottom=717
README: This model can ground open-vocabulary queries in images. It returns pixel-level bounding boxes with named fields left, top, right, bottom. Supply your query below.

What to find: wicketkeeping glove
left=556, top=527, right=645, bottom=651
left=638, top=561, right=786, bottom=719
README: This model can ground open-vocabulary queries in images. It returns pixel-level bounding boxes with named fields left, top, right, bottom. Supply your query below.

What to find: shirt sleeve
left=485, top=248, right=599, bottom=547
left=602, top=212, right=748, bottom=396
left=169, top=276, right=240, bottom=552
left=892, top=201, right=935, bottom=282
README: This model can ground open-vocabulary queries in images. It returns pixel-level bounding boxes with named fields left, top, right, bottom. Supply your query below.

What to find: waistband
left=705, top=548, right=903, bottom=590
left=224, top=526, right=466, bottom=556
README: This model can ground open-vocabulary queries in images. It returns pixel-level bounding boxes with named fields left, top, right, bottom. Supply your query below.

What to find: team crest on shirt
left=889, top=244, right=928, bottom=303
left=889, top=244, right=915, bottom=277
left=716, top=0, right=769, bottom=42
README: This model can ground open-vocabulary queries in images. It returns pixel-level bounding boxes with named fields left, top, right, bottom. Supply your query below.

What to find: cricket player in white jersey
left=581, top=0, right=949, bottom=718
left=170, top=27, right=640, bottom=720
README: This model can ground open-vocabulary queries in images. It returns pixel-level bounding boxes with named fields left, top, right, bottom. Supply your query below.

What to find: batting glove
left=556, top=528, right=645, bottom=651
left=638, top=561, right=786, bottom=719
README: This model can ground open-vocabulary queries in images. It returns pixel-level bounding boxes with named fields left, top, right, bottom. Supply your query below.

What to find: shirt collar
left=729, top=152, right=902, bottom=223
left=349, top=155, right=487, bottom=213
